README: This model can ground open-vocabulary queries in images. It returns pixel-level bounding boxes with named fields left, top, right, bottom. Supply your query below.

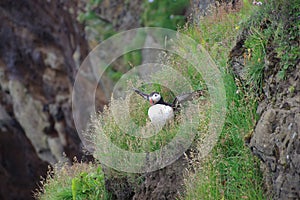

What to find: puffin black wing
left=172, top=90, right=204, bottom=109
left=133, top=88, right=149, bottom=100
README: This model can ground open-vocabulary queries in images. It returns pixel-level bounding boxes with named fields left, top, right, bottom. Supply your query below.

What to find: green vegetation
left=79, top=0, right=190, bottom=82
left=110, top=0, right=189, bottom=81
left=244, top=0, right=300, bottom=82
left=36, top=163, right=111, bottom=200
left=142, top=0, right=189, bottom=29
left=182, top=1, right=265, bottom=199
left=183, top=1, right=300, bottom=198
left=184, top=73, right=264, bottom=199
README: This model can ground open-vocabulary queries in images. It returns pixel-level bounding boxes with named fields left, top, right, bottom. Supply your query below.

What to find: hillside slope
left=229, top=0, right=300, bottom=198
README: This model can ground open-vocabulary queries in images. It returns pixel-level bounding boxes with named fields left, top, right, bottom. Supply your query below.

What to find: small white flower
left=149, top=0, right=154, bottom=3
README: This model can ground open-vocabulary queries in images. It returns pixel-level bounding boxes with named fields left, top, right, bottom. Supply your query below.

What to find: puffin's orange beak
left=149, top=98, right=154, bottom=105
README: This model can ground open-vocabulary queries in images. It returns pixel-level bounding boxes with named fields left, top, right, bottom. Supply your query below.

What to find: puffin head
left=148, top=92, right=161, bottom=105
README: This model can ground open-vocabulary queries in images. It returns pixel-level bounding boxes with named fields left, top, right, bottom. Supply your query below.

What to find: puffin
left=133, top=88, right=204, bottom=127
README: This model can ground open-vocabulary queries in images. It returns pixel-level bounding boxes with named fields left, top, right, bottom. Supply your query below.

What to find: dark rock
left=103, top=154, right=189, bottom=200
left=133, top=155, right=188, bottom=200
left=0, top=117, right=49, bottom=200
left=104, top=173, right=136, bottom=200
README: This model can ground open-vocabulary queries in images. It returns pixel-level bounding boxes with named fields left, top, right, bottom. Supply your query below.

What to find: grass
left=183, top=73, right=264, bottom=199
left=182, top=1, right=266, bottom=199
left=243, top=0, right=300, bottom=81
left=88, top=76, right=210, bottom=174
left=35, top=162, right=111, bottom=200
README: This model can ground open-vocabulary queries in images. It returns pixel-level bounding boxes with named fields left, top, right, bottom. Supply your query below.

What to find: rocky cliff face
left=229, top=2, right=300, bottom=198
left=0, top=1, right=107, bottom=199
left=249, top=61, right=300, bottom=199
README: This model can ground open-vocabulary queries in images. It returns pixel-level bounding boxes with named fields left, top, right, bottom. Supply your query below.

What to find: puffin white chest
left=148, top=104, right=174, bottom=126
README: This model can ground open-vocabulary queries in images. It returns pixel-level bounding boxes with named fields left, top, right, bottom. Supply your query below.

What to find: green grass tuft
left=36, top=162, right=111, bottom=200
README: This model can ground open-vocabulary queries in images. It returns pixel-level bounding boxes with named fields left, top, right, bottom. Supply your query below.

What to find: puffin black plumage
left=133, top=88, right=204, bottom=126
